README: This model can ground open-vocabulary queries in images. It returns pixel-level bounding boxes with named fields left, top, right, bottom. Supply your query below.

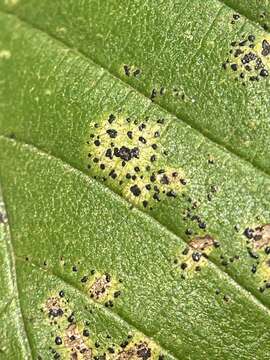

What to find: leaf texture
left=1, top=1, right=270, bottom=359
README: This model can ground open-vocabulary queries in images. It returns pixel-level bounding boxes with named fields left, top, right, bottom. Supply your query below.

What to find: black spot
left=106, top=129, right=118, bottom=138
left=105, top=148, right=113, bottom=159
left=262, top=39, right=270, bottom=56
left=248, top=35, right=255, bottom=42
left=192, top=252, right=201, bottom=262
left=139, top=136, right=147, bottom=144
left=127, top=131, right=133, bottom=139
left=265, top=246, right=270, bottom=255
left=55, top=336, right=62, bottom=345
left=124, top=65, right=130, bottom=76
left=243, top=228, right=254, bottom=239
left=108, top=114, right=116, bottom=124
left=130, top=185, right=141, bottom=197
left=260, top=68, right=269, bottom=77
left=83, top=329, right=90, bottom=337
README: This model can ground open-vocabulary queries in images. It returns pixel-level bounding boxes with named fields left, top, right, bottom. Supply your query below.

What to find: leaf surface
left=0, top=2, right=270, bottom=359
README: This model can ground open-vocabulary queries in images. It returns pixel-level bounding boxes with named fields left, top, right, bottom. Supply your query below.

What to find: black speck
left=130, top=185, right=141, bottom=197
left=55, top=336, right=62, bottom=345
left=107, top=129, right=118, bottom=138
left=192, top=252, right=201, bottom=262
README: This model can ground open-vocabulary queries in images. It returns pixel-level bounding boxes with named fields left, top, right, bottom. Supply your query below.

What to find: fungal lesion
left=243, top=223, right=270, bottom=291
left=42, top=291, right=93, bottom=359
left=113, top=334, right=162, bottom=360
left=42, top=289, right=163, bottom=360
left=63, top=323, right=92, bottom=359
left=122, top=64, right=142, bottom=78
left=222, top=33, right=270, bottom=83
left=83, top=272, right=121, bottom=305
left=176, top=234, right=219, bottom=275
left=85, top=113, right=186, bottom=209
left=44, top=295, right=65, bottom=323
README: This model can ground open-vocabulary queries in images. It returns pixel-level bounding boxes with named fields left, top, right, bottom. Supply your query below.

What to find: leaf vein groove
left=0, top=182, right=34, bottom=359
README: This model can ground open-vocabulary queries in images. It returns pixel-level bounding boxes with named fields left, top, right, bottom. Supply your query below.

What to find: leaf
left=0, top=1, right=270, bottom=359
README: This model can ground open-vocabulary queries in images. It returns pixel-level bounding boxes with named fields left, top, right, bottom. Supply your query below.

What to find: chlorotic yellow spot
left=111, top=333, right=162, bottom=360
left=85, top=113, right=186, bottom=209
left=223, top=33, right=270, bottom=82
left=0, top=50, right=11, bottom=60
left=176, top=235, right=218, bottom=276
left=84, top=272, right=121, bottom=304
left=42, top=293, right=93, bottom=359
left=4, top=0, right=18, bottom=6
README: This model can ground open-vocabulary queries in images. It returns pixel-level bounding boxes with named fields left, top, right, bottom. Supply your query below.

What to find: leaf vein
left=0, top=183, right=34, bottom=359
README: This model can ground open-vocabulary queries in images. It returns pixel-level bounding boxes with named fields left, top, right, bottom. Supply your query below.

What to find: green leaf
left=1, top=1, right=270, bottom=359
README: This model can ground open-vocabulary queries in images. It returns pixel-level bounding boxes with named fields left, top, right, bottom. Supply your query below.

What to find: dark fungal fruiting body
left=85, top=113, right=186, bottom=209
left=223, top=34, right=270, bottom=83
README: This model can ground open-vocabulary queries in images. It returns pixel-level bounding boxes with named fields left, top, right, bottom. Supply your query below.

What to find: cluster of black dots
left=230, top=13, right=241, bottom=25
left=42, top=291, right=92, bottom=359
left=243, top=224, right=270, bottom=291
left=123, top=64, right=141, bottom=78
left=86, top=114, right=186, bottom=209
left=223, top=33, right=270, bottom=83
left=174, top=235, right=220, bottom=275
left=70, top=264, right=122, bottom=306
left=43, top=289, right=162, bottom=360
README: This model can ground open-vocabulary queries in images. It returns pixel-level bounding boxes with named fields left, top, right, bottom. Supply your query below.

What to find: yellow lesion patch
left=0, top=50, right=11, bottom=60
left=44, top=295, right=65, bottom=323
left=42, top=292, right=94, bottom=359
left=223, top=33, right=270, bottom=82
left=112, top=334, right=162, bottom=360
left=63, top=324, right=92, bottom=360
left=85, top=113, right=186, bottom=209
left=243, top=224, right=270, bottom=291
left=176, top=235, right=219, bottom=275
left=84, top=272, right=121, bottom=305
left=4, top=0, right=19, bottom=6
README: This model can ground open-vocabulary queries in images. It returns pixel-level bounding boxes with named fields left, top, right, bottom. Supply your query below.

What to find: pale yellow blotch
left=177, top=235, right=217, bottom=276
left=63, top=324, right=92, bottom=360
left=0, top=50, right=11, bottom=60
left=84, top=272, right=120, bottom=304
left=110, top=333, right=162, bottom=360
left=42, top=293, right=93, bottom=359
left=44, top=89, right=52, bottom=96
left=56, top=27, right=67, bottom=34
left=85, top=113, right=186, bottom=209
left=226, top=33, right=270, bottom=81
left=4, top=0, right=18, bottom=5
left=256, top=258, right=270, bottom=284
